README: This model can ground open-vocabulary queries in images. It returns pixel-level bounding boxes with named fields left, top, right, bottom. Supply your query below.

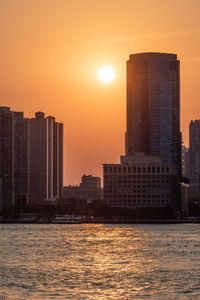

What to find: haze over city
left=1, top=0, right=200, bottom=185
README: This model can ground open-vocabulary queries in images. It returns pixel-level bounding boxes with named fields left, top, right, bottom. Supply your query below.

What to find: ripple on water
left=0, top=224, right=200, bottom=299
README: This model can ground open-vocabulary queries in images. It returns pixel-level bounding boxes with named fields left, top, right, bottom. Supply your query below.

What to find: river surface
left=0, top=223, right=200, bottom=299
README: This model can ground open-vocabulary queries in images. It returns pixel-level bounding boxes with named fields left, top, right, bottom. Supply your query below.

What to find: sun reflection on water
left=0, top=224, right=200, bottom=299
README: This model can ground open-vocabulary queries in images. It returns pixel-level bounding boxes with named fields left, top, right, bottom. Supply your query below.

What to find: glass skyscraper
left=125, top=52, right=181, bottom=175
left=103, top=53, right=184, bottom=212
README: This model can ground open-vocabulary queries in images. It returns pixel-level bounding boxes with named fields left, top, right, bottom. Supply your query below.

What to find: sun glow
left=98, top=66, right=115, bottom=83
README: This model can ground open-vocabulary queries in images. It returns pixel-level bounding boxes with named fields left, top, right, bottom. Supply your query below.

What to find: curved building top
left=129, top=52, right=177, bottom=60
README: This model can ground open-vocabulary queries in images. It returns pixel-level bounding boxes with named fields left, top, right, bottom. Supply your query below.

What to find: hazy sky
left=1, top=0, right=200, bottom=185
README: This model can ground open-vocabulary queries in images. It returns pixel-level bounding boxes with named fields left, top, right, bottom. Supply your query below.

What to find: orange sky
left=1, top=0, right=200, bottom=185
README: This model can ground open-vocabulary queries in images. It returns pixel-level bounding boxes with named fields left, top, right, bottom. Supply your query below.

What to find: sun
left=98, top=66, right=115, bottom=83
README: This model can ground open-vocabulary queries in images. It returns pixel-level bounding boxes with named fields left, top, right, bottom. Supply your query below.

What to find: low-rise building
left=63, top=174, right=101, bottom=201
left=80, top=175, right=101, bottom=200
left=103, top=153, right=181, bottom=211
left=63, top=185, right=81, bottom=199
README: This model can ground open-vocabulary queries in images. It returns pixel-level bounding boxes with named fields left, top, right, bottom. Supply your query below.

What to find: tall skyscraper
left=0, top=107, right=29, bottom=209
left=103, top=53, right=183, bottom=211
left=189, top=120, right=200, bottom=195
left=29, top=112, right=63, bottom=203
left=126, top=52, right=181, bottom=174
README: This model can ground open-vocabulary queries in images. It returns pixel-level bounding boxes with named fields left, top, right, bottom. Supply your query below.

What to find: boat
left=51, top=215, right=82, bottom=224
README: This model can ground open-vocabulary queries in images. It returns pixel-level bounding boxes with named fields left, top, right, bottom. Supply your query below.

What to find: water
left=0, top=224, right=200, bottom=299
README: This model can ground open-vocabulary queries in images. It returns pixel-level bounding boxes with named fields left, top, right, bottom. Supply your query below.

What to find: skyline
left=1, top=1, right=200, bottom=185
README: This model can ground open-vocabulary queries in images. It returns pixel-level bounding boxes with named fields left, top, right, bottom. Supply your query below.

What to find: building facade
left=182, top=145, right=189, bottom=178
left=104, top=154, right=180, bottom=210
left=0, top=107, right=29, bottom=209
left=126, top=53, right=181, bottom=175
left=189, top=120, right=200, bottom=196
left=29, top=112, right=63, bottom=203
left=13, top=112, right=30, bottom=206
left=63, top=174, right=101, bottom=201
left=0, top=108, right=63, bottom=208
left=80, top=175, right=101, bottom=200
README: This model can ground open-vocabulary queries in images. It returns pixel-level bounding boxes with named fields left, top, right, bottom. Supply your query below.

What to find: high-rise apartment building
left=126, top=53, right=181, bottom=174
left=0, top=108, right=63, bottom=209
left=29, top=112, right=63, bottom=203
left=189, top=120, right=200, bottom=195
left=0, top=107, right=29, bottom=209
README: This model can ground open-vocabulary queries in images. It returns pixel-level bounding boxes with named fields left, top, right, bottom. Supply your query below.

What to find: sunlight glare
left=98, top=66, right=115, bottom=83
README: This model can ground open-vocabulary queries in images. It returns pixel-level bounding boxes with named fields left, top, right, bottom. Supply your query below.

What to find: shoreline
left=0, top=219, right=199, bottom=224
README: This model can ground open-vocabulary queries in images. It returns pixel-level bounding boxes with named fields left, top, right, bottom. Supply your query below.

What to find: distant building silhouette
left=189, top=120, right=200, bottom=196
left=80, top=175, right=101, bottom=200
left=63, top=174, right=101, bottom=201
left=104, top=53, right=184, bottom=212
left=29, top=112, right=63, bottom=203
left=0, top=107, right=29, bottom=208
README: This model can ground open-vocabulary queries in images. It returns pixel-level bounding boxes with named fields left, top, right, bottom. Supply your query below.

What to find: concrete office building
left=189, top=120, right=200, bottom=196
left=29, top=112, right=63, bottom=203
left=104, top=153, right=180, bottom=210
left=0, top=107, right=29, bottom=209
